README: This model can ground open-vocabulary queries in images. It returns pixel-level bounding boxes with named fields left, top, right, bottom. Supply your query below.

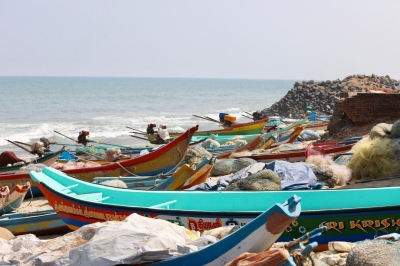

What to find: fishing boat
left=0, top=126, right=198, bottom=197
left=0, top=148, right=65, bottom=174
left=30, top=166, right=400, bottom=250
left=193, top=119, right=307, bottom=148
left=92, top=157, right=216, bottom=191
left=0, top=182, right=30, bottom=215
left=0, top=209, right=69, bottom=236
left=147, top=119, right=270, bottom=143
left=150, top=195, right=301, bottom=266
left=264, top=120, right=329, bottom=133
left=214, top=134, right=266, bottom=159
left=237, top=142, right=354, bottom=163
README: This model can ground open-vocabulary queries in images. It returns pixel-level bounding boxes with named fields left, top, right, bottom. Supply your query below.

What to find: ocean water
left=0, top=76, right=296, bottom=156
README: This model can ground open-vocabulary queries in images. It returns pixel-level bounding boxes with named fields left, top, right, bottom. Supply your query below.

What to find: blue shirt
left=309, top=112, right=316, bottom=121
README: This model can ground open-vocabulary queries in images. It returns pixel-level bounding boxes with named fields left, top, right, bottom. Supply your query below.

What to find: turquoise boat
left=30, top=167, right=400, bottom=251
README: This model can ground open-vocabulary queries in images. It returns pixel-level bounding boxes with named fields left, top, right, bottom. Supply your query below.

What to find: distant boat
left=147, top=119, right=270, bottom=143
left=0, top=148, right=64, bottom=174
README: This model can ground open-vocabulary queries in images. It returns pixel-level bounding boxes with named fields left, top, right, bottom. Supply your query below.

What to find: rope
left=292, top=250, right=315, bottom=266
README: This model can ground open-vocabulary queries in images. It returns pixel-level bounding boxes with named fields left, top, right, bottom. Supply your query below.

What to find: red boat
left=236, top=142, right=354, bottom=163
left=0, top=126, right=199, bottom=197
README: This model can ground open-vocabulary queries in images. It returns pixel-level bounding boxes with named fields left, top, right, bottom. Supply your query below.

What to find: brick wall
left=340, top=93, right=400, bottom=123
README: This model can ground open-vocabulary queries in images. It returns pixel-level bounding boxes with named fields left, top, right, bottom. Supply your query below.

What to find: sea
left=0, top=76, right=298, bottom=157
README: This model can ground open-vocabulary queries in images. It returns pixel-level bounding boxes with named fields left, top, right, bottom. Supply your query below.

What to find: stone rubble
left=261, top=74, right=400, bottom=119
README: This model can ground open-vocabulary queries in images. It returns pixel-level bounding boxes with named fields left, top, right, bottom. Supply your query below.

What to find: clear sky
left=1, top=0, right=400, bottom=80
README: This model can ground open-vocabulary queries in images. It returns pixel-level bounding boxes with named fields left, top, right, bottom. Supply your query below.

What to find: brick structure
left=340, top=93, right=400, bottom=124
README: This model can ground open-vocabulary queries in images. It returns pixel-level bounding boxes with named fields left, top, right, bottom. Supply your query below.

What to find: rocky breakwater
left=261, top=74, right=400, bottom=119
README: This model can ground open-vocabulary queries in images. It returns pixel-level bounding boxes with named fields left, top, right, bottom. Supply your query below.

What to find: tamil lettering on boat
left=54, top=201, right=128, bottom=221
left=187, top=217, right=222, bottom=231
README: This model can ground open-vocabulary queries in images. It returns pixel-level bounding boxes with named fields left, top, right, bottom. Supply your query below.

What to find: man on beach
left=305, top=106, right=316, bottom=122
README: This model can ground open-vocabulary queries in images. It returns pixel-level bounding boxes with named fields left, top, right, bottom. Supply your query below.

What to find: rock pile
left=261, top=74, right=400, bottom=119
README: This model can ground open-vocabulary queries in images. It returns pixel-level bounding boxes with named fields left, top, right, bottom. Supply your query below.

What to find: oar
left=126, top=126, right=147, bottom=134
left=5, top=139, right=35, bottom=155
left=130, top=135, right=151, bottom=141
left=54, top=130, right=78, bottom=143
left=242, top=114, right=253, bottom=120
left=204, top=116, right=221, bottom=123
left=88, top=141, right=132, bottom=149
left=193, top=115, right=221, bottom=124
left=129, top=131, right=147, bottom=136
left=244, top=111, right=254, bottom=116
left=14, top=141, right=32, bottom=147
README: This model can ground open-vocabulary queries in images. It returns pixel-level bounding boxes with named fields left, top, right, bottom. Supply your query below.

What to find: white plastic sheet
left=0, top=213, right=220, bottom=266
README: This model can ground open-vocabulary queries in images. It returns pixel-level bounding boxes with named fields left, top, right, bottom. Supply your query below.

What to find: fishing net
left=100, top=180, right=128, bottom=189
left=16, top=163, right=46, bottom=174
left=232, top=158, right=258, bottom=173
left=211, top=159, right=235, bottom=176
left=225, top=169, right=281, bottom=191
left=201, top=139, right=221, bottom=149
left=76, top=146, right=105, bottom=156
left=348, top=137, right=400, bottom=180
left=346, top=239, right=400, bottom=266
left=390, top=119, right=400, bottom=138
left=307, top=164, right=342, bottom=188
left=211, top=158, right=257, bottom=176
left=370, top=123, right=392, bottom=139
left=233, top=140, right=247, bottom=148
left=334, top=154, right=353, bottom=166
left=184, top=147, right=212, bottom=165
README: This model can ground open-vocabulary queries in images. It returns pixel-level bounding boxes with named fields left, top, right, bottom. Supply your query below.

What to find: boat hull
left=0, top=210, right=69, bottom=236
left=31, top=168, right=400, bottom=251
left=0, top=182, right=30, bottom=215
left=0, top=148, right=64, bottom=174
left=239, top=143, right=354, bottom=163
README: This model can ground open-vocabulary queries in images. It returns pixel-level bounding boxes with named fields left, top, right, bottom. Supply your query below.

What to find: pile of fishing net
left=16, top=163, right=46, bottom=174
left=347, top=120, right=400, bottom=180
left=52, top=161, right=101, bottom=170
left=183, top=146, right=212, bottom=165
left=255, top=143, right=310, bottom=154
left=346, top=236, right=400, bottom=265
left=305, top=155, right=352, bottom=187
left=225, top=169, right=281, bottom=191
left=299, top=130, right=321, bottom=141
left=211, top=158, right=257, bottom=176
left=76, top=146, right=105, bottom=157
left=201, top=139, right=221, bottom=149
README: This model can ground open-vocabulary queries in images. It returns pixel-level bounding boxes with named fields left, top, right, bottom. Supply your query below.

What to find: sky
left=1, top=0, right=400, bottom=80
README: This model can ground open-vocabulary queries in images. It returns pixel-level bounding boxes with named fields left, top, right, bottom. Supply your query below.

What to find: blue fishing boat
left=0, top=209, right=69, bottom=236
